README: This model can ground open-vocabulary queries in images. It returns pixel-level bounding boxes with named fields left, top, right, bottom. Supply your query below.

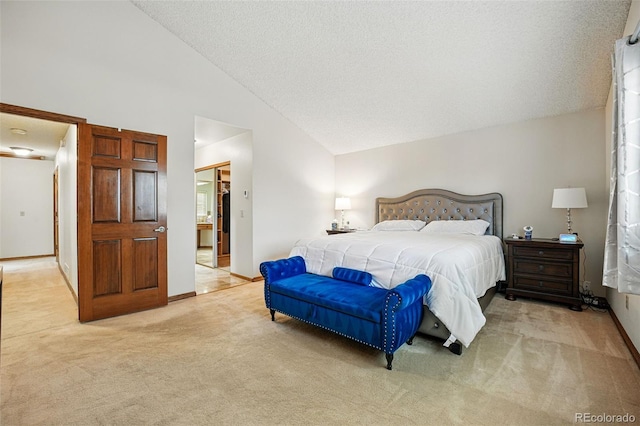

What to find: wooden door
left=78, top=124, right=167, bottom=322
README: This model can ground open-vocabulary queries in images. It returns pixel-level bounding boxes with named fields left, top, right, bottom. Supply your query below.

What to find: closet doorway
left=195, top=162, right=231, bottom=270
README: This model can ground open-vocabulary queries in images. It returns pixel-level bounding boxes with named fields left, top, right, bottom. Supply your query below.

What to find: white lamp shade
left=335, top=197, right=351, bottom=210
left=552, top=188, right=588, bottom=209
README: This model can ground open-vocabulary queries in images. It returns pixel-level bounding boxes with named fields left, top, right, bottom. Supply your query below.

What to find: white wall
left=195, top=130, right=255, bottom=279
left=605, top=0, right=640, bottom=355
left=55, top=125, right=78, bottom=295
left=336, top=109, right=607, bottom=295
left=0, top=1, right=334, bottom=296
left=0, top=157, right=54, bottom=258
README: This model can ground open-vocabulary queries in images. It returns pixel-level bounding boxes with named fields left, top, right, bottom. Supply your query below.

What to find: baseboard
left=230, top=272, right=262, bottom=282
left=0, top=254, right=55, bottom=261
left=609, top=306, right=640, bottom=369
left=57, top=263, right=78, bottom=304
left=168, top=292, right=196, bottom=302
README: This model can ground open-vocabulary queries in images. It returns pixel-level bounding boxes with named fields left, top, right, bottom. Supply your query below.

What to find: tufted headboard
left=375, top=189, right=503, bottom=240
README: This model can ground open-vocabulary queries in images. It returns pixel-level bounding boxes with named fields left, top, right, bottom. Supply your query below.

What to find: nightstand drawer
left=512, top=259, right=572, bottom=278
left=512, top=275, right=571, bottom=295
left=512, top=246, right=574, bottom=261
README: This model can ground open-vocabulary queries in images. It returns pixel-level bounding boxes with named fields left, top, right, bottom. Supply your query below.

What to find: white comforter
left=289, top=231, right=506, bottom=347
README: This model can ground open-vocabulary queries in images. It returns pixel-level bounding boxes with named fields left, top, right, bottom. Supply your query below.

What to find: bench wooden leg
left=385, top=353, right=393, bottom=370
left=270, top=309, right=275, bottom=321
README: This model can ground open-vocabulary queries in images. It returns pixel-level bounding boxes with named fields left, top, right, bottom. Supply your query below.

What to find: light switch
left=20, top=211, right=25, bottom=217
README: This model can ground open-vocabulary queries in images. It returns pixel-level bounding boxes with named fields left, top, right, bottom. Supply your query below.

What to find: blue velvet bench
left=259, top=256, right=431, bottom=370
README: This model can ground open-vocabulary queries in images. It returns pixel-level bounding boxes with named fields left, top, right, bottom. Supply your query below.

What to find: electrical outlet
left=626, top=295, right=630, bottom=310
left=583, top=281, right=591, bottom=292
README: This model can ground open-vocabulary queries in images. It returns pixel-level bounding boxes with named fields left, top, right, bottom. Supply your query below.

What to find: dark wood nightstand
left=505, top=238, right=583, bottom=311
left=326, top=229, right=354, bottom=235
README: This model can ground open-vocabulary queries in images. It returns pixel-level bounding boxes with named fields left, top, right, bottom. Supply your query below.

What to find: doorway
left=195, top=161, right=245, bottom=295
left=0, top=104, right=83, bottom=296
left=193, top=115, right=254, bottom=286
left=54, top=167, right=59, bottom=263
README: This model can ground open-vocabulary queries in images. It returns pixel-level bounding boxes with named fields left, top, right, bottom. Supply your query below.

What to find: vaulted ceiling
left=132, top=1, right=631, bottom=155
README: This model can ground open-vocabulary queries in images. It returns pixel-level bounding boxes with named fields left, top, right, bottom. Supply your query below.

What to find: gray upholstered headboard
left=375, top=188, right=503, bottom=240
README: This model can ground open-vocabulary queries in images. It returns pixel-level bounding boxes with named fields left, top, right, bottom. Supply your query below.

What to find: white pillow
left=371, top=220, right=426, bottom=231
left=420, top=219, right=490, bottom=236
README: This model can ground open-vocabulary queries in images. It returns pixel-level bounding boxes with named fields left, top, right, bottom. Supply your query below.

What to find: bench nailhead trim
left=270, top=309, right=385, bottom=353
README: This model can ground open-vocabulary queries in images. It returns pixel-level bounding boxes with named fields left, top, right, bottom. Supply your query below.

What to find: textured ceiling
left=135, top=1, right=630, bottom=155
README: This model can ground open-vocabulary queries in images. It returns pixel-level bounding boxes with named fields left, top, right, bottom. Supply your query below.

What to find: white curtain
left=603, top=35, right=640, bottom=295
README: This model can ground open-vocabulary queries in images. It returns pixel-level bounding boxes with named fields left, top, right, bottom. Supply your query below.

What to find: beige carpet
left=1, top=257, right=639, bottom=425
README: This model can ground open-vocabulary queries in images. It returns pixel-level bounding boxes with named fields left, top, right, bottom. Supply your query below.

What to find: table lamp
left=335, top=197, right=351, bottom=230
left=552, top=188, right=588, bottom=234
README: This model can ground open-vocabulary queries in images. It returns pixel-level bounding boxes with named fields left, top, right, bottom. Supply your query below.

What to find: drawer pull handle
left=538, top=265, right=545, bottom=271
left=539, top=281, right=543, bottom=287
left=538, top=250, right=544, bottom=256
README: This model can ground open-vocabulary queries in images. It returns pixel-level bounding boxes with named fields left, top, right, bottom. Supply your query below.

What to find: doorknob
left=154, top=226, right=166, bottom=233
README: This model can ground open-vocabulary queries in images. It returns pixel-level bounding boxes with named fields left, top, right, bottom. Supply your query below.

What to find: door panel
left=93, top=167, right=121, bottom=222
left=94, top=135, right=121, bottom=158
left=93, top=240, right=122, bottom=296
left=78, top=123, right=167, bottom=322
left=133, top=238, right=158, bottom=290
left=133, top=140, right=157, bottom=162
left=133, top=170, right=157, bottom=221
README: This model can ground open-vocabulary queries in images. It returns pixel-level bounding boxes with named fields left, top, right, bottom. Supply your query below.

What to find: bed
left=289, top=188, right=505, bottom=354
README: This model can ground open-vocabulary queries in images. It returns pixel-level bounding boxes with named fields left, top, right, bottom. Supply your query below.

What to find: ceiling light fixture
left=10, top=146, right=34, bottom=156
left=10, top=128, right=27, bottom=135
